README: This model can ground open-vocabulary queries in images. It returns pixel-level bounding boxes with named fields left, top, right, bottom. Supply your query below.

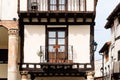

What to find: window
left=118, top=50, right=120, bottom=61
left=0, top=49, right=8, bottom=63
left=46, top=28, right=68, bottom=62
left=49, top=0, right=66, bottom=11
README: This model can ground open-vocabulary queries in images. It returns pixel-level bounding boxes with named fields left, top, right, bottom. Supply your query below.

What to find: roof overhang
left=99, top=41, right=111, bottom=53
left=105, top=3, right=120, bottom=29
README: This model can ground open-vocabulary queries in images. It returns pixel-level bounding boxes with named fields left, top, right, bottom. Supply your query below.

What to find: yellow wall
left=0, top=64, right=7, bottom=78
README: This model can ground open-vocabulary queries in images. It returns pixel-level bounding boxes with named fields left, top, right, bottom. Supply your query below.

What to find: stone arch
left=0, top=25, right=8, bottom=79
left=0, top=25, right=8, bottom=49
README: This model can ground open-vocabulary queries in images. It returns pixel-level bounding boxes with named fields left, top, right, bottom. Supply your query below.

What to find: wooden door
left=47, top=28, right=67, bottom=63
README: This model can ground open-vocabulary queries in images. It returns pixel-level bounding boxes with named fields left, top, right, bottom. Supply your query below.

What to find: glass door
left=47, top=28, right=67, bottom=63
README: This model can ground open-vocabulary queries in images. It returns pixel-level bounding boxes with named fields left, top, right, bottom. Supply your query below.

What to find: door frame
left=45, top=26, right=68, bottom=62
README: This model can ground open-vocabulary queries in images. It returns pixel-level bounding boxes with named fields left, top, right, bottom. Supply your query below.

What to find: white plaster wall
left=20, top=0, right=27, bottom=11
left=94, top=59, right=102, bottom=77
left=111, top=18, right=120, bottom=61
left=0, top=64, right=7, bottom=78
left=0, top=0, right=2, bottom=19
left=115, top=18, right=120, bottom=39
left=36, top=77, right=85, bottom=80
left=115, top=38, right=120, bottom=60
left=1, top=0, right=18, bottom=20
left=86, top=0, right=94, bottom=11
left=68, top=25, right=90, bottom=63
left=24, top=25, right=45, bottom=63
left=24, top=25, right=90, bottom=63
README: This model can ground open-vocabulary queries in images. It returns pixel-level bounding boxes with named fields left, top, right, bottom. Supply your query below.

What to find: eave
left=99, top=41, right=111, bottom=53
left=105, top=3, right=120, bottom=29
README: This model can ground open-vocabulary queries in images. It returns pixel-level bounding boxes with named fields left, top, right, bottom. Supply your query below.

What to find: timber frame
left=18, top=0, right=96, bottom=78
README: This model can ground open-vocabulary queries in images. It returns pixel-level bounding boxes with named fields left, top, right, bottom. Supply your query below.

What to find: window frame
left=49, top=0, right=66, bottom=11
left=46, top=27, right=68, bottom=61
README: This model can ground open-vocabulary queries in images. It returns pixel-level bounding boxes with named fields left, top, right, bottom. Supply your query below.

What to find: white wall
left=94, top=59, right=102, bottom=77
left=24, top=25, right=90, bottom=63
left=0, top=0, right=2, bottom=19
left=20, top=0, right=27, bottom=11
left=86, top=0, right=94, bottom=11
left=111, top=18, right=120, bottom=61
left=24, top=25, right=45, bottom=63
left=68, top=25, right=90, bottom=63
left=1, top=0, right=18, bottom=20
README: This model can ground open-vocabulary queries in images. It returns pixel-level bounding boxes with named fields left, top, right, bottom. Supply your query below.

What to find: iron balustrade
left=37, top=45, right=73, bottom=63
left=19, top=45, right=93, bottom=73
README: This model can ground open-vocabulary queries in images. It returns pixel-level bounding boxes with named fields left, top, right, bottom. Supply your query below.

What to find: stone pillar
left=86, top=72, right=95, bottom=80
left=21, top=71, right=29, bottom=80
left=8, top=28, right=19, bottom=80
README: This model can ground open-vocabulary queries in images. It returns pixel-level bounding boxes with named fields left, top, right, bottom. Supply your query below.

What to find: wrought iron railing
left=37, top=45, right=73, bottom=63
left=19, top=45, right=93, bottom=72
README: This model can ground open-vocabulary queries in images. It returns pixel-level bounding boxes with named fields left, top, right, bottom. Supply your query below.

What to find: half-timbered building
left=0, top=0, right=98, bottom=80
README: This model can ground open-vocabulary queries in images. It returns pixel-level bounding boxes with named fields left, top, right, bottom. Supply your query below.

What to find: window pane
left=58, top=39, right=65, bottom=45
left=59, top=0, right=65, bottom=4
left=58, top=32, right=65, bottom=38
left=49, top=46, right=55, bottom=52
left=59, top=6, right=65, bottom=10
left=50, top=6, right=57, bottom=10
left=50, top=0, right=56, bottom=4
left=49, top=39, right=56, bottom=45
left=49, top=32, right=56, bottom=37
left=58, top=46, right=65, bottom=52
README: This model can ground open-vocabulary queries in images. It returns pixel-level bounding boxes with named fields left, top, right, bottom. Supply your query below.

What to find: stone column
left=86, top=72, right=95, bottom=80
left=8, top=28, right=19, bottom=80
left=21, top=71, right=29, bottom=80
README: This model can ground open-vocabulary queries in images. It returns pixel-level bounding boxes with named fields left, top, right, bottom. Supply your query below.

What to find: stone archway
left=0, top=26, right=8, bottom=49
left=0, top=26, right=8, bottom=79
left=0, top=20, right=19, bottom=80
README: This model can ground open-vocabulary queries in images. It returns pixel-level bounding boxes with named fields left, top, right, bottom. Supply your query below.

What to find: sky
left=94, top=0, right=120, bottom=60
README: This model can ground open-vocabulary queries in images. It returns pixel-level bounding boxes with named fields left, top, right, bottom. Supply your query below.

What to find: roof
left=99, top=41, right=111, bottom=53
left=105, top=3, right=120, bottom=29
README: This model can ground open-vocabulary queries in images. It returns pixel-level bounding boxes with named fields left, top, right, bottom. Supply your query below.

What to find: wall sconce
left=13, top=18, right=17, bottom=21
left=91, top=40, right=98, bottom=52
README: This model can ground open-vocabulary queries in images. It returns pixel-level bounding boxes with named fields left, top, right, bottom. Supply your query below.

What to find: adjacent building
left=0, top=0, right=98, bottom=80
left=98, top=3, right=120, bottom=80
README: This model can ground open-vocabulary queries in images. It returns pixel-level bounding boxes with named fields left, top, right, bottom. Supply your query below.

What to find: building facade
left=94, top=59, right=103, bottom=80
left=99, top=3, right=120, bottom=80
left=0, top=0, right=98, bottom=80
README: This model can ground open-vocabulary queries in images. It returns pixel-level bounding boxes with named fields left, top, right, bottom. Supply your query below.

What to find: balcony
left=18, top=0, right=97, bottom=13
left=18, top=0, right=97, bottom=25
left=19, top=45, right=93, bottom=76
